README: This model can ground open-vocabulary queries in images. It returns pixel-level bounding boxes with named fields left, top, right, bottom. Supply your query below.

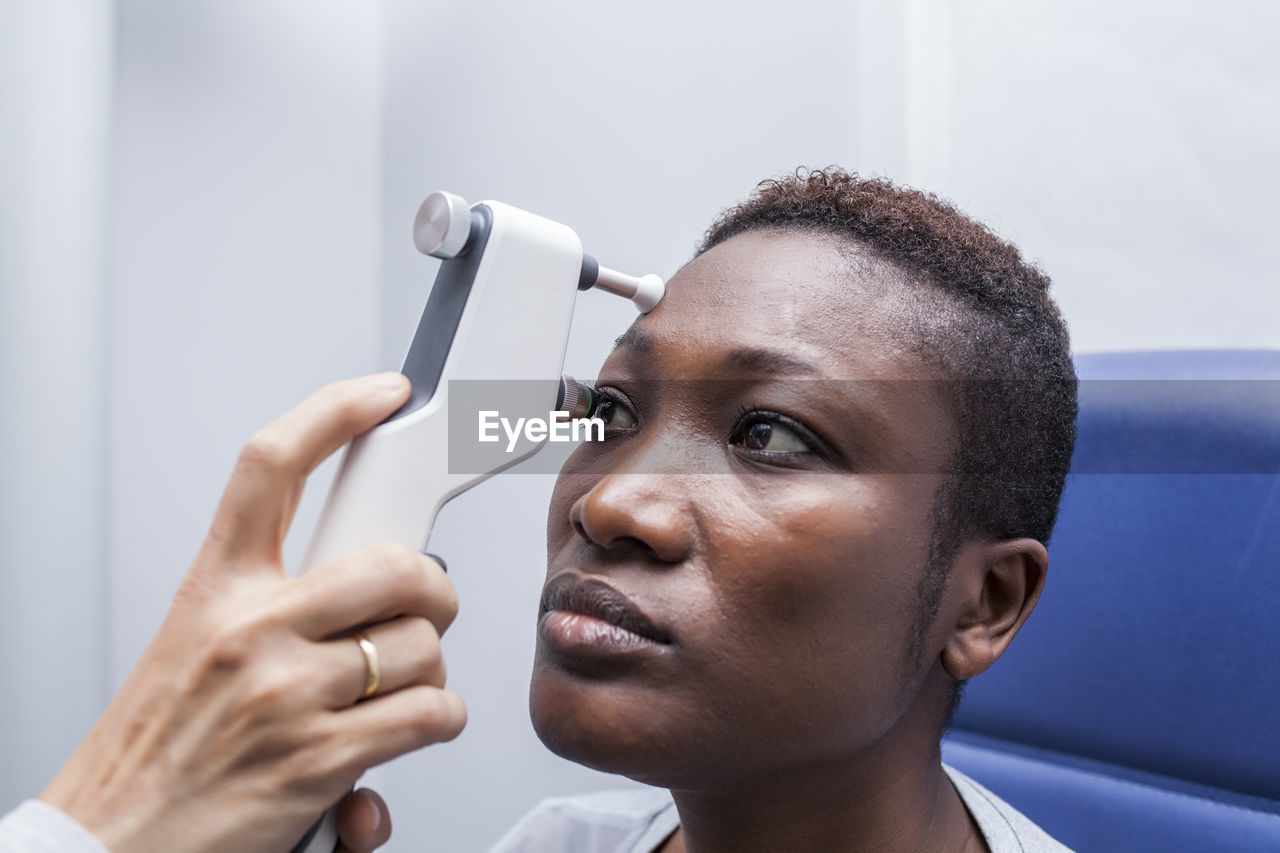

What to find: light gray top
left=488, top=764, right=1075, bottom=853
left=0, top=765, right=1073, bottom=852
left=0, top=800, right=108, bottom=853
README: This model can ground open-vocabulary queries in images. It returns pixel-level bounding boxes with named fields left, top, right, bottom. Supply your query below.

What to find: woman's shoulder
left=488, top=787, right=678, bottom=853
left=944, top=764, right=1076, bottom=853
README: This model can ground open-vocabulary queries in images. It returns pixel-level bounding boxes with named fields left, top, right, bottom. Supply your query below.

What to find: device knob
left=414, top=191, right=473, bottom=259
left=557, top=374, right=598, bottom=420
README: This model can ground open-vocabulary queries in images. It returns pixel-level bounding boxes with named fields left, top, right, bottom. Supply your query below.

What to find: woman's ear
left=941, top=538, right=1048, bottom=681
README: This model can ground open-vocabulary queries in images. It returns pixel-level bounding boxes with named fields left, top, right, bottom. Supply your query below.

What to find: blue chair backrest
left=943, top=350, right=1280, bottom=852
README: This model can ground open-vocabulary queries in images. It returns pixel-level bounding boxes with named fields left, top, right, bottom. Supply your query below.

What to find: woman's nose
left=569, top=472, right=695, bottom=564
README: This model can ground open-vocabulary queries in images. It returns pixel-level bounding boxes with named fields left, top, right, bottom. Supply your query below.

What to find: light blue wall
left=2, top=1, right=1277, bottom=850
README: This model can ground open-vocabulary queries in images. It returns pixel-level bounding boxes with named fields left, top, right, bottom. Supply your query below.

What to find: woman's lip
left=539, top=611, right=668, bottom=660
left=539, top=574, right=672, bottom=644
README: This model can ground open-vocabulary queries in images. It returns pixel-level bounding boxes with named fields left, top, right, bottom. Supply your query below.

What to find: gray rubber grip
left=385, top=204, right=494, bottom=423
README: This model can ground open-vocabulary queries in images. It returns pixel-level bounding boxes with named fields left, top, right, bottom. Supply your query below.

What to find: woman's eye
left=593, top=392, right=637, bottom=432
left=730, top=416, right=812, bottom=454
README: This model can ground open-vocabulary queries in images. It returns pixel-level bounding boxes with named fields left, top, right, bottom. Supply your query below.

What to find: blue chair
left=943, top=350, right=1280, bottom=852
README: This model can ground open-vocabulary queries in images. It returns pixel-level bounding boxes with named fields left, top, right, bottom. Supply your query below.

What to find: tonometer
left=292, top=192, right=664, bottom=853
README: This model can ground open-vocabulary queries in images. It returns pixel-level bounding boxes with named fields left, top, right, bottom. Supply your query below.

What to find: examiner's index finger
left=208, top=373, right=411, bottom=562
left=287, top=545, right=457, bottom=640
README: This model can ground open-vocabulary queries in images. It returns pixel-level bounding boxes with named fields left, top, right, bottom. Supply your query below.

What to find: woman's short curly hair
left=699, top=168, right=1078, bottom=722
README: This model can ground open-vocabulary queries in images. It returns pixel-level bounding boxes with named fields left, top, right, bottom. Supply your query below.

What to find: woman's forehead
left=633, top=230, right=940, bottom=382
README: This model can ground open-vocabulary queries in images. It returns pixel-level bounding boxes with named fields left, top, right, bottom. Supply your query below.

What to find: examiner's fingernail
left=371, top=371, right=407, bottom=391
left=426, top=552, right=447, bottom=573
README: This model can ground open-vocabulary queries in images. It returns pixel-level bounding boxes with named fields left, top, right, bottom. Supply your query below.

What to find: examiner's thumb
left=335, top=787, right=392, bottom=852
left=197, top=373, right=411, bottom=576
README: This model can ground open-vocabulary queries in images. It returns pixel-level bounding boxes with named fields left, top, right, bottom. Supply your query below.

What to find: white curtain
left=0, top=0, right=114, bottom=812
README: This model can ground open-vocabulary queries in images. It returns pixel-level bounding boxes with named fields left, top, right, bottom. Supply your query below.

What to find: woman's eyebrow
left=612, top=327, right=653, bottom=353
left=612, top=328, right=819, bottom=376
left=721, top=346, right=819, bottom=376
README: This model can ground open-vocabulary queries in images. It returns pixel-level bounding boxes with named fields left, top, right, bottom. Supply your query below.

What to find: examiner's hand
left=39, top=373, right=465, bottom=853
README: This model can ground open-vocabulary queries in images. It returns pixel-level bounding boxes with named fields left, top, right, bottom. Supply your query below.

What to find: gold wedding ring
left=353, top=631, right=381, bottom=701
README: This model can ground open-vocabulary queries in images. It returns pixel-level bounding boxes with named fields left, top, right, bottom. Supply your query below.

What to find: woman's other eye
left=729, top=414, right=814, bottom=455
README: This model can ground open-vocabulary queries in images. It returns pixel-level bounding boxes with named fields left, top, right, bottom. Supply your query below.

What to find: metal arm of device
left=291, top=192, right=664, bottom=853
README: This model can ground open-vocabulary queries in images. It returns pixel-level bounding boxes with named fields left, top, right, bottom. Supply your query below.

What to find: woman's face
left=530, top=230, right=959, bottom=788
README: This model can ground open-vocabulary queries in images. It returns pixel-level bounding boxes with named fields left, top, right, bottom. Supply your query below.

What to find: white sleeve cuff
left=0, top=800, right=111, bottom=853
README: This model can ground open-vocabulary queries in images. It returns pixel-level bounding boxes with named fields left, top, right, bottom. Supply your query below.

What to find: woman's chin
left=528, top=663, right=686, bottom=784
